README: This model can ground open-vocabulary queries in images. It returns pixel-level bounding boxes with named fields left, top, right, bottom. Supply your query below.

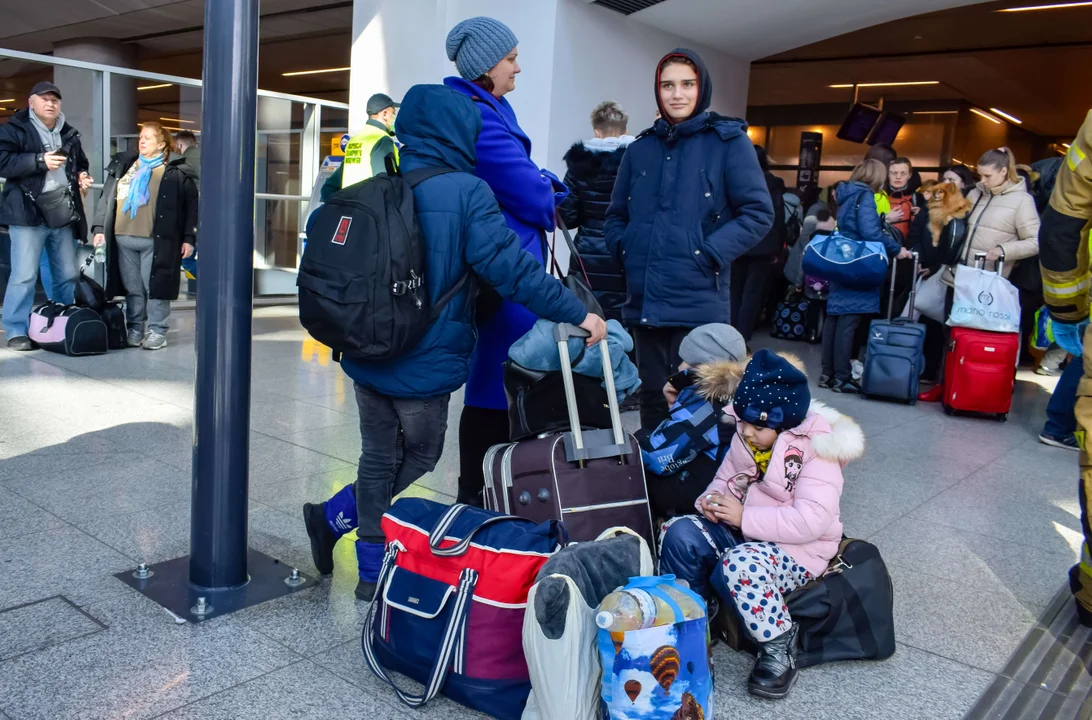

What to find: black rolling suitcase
left=861, top=253, right=926, bottom=403
left=484, top=323, right=655, bottom=551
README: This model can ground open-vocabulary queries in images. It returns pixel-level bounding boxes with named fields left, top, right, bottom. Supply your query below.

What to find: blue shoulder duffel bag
left=802, top=232, right=889, bottom=289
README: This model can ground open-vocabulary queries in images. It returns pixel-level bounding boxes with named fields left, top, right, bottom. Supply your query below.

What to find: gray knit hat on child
left=678, top=323, right=747, bottom=367
left=446, top=17, right=518, bottom=81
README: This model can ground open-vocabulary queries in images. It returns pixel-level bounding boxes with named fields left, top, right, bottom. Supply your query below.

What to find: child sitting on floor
left=640, top=323, right=749, bottom=520
left=659, top=349, right=864, bottom=700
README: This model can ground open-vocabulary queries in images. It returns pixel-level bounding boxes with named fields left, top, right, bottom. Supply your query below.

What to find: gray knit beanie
left=445, top=17, right=519, bottom=81
left=678, top=324, right=747, bottom=367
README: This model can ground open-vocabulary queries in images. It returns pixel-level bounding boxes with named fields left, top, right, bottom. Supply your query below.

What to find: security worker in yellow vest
left=321, top=93, right=399, bottom=201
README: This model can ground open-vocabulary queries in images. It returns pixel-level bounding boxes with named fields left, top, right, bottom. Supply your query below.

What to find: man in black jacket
left=0, top=82, right=92, bottom=350
left=558, top=101, right=634, bottom=321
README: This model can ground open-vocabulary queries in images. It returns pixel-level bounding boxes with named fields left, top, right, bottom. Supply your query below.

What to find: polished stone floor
left=0, top=306, right=1083, bottom=719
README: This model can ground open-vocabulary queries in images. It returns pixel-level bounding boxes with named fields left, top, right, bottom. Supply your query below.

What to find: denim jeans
left=2, top=224, right=77, bottom=338
left=39, top=235, right=79, bottom=301
left=353, top=383, right=450, bottom=542
left=1044, top=358, right=1082, bottom=438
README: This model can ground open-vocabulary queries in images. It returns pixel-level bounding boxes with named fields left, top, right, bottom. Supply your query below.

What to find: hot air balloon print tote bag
left=597, top=576, right=713, bottom=719
left=362, top=499, right=565, bottom=720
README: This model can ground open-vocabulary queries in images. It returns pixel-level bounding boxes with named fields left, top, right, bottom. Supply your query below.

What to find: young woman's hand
left=986, top=246, right=1004, bottom=263
left=886, top=207, right=905, bottom=224
left=92, top=233, right=106, bottom=248
left=181, top=243, right=195, bottom=259
left=897, top=248, right=913, bottom=260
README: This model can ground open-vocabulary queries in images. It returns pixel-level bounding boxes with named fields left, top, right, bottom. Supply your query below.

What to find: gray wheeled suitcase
left=483, top=323, right=655, bottom=551
left=861, top=252, right=926, bottom=404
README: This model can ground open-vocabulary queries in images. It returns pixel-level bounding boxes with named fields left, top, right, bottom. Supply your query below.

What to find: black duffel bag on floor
left=712, top=538, right=895, bottom=668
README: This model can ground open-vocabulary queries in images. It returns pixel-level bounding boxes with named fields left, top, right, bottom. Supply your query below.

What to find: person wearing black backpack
left=301, top=84, right=606, bottom=602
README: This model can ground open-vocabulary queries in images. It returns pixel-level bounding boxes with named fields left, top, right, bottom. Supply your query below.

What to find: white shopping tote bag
left=947, top=262, right=1021, bottom=333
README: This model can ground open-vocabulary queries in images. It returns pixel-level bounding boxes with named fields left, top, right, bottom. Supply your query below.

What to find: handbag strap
left=362, top=544, right=479, bottom=707
left=958, top=192, right=990, bottom=267
left=551, top=213, right=593, bottom=286
left=427, top=503, right=537, bottom=557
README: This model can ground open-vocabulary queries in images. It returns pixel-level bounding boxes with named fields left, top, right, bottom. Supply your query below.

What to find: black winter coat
left=0, top=109, right=90, bottom=239
left=558, top=139, right=630, bottom=320
left=91, top=151, right=199, bottom=301
left=745, top=172, right=786, bottom=257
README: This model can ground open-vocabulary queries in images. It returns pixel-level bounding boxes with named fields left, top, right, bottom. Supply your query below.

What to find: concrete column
left=348, top=0, right=751, bottom=175
left=53, top=38, right=138, bottom=138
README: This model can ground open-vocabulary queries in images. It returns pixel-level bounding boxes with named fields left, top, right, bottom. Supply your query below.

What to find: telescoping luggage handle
left=973, top=251, right=1006, bottom=275
left=886, top=251, right=920, bottom=322
left=553, top=322, right=631, bottom=464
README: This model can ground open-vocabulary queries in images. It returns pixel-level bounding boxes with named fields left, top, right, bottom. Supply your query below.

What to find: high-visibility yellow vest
left=341, top=123, right=398, bottom=188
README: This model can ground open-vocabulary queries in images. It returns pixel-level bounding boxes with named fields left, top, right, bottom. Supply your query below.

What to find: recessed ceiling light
left=137, top=83, right=172, bottom=91
left=1062, top=143, right=1072, bottom=149
left=970, top=108, right=1002, bottom=124
left=160, top=117, right=194, bottom=124
left=830, top=81, right=940, bottom=88
left=282, top=67, right=351, bottom=77
left=998, top=1, right=1092, bottom=11
left=912, top=110, right=959, bottom=115
left=990, top=108, right=1023, bottom=124
left=161, top=126, right=197, bottom=133
left=0, top=98, right=14, bottom=103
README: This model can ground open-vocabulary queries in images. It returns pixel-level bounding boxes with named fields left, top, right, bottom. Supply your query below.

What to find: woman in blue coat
left=820, top=159, right=911, bottom=393
left=604, top=48, right=774, bottom=431
left=444, top=16, right=572, bottom=505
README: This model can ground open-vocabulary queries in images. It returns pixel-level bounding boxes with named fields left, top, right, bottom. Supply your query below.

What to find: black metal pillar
left=189, top=0, right=260, bottom=591
left=116, top=0, right=313, bottom=619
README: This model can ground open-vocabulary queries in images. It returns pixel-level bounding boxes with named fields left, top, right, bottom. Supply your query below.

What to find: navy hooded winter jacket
left=827, top=181, right=903, bottom=316
left=338, top=85, right=587, bottom=398
left=604, top=49, right=774, bottom=328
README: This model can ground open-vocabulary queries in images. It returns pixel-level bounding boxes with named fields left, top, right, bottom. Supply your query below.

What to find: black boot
left=302, top=502, right=337, bottom=576
left=748, top=624, right=799, bottom=699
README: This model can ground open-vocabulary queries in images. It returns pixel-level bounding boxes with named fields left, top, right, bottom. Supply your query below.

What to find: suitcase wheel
left=997, top=413, right=1008, bottom=423
left=943, top=404, right=954, bottom=416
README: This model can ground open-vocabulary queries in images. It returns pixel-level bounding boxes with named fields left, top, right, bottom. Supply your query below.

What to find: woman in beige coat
left=942, top=147, right=1040, bottom=287
left=921, top=148, right=1039, bottom=402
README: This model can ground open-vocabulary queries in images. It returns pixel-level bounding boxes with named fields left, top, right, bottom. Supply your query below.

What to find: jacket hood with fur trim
left=806, top=400, right=866, bottom=464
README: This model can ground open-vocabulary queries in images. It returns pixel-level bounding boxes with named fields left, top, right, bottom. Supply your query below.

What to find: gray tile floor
left=0, top=306, right=1083, bottom=719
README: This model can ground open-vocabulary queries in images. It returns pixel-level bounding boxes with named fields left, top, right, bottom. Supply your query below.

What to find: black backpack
left=298, top=167, right=469, bottom=361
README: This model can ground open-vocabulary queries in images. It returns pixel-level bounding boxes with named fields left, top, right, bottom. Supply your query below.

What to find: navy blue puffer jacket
left=558, top=138, right=632, bottom=320
left=604, top=49, right=774, bottom=328
left=827, top=181, right=903, bottom=316
left=339, top=85, right=587, bottom=398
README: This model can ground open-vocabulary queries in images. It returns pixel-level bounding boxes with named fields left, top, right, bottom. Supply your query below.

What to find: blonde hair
left=850, top=159, right=888, bottom=193
left=977, top=147, right=1019, bottom=183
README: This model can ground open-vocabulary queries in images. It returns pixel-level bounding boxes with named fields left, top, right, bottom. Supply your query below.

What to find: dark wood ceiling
left=749, top=0, right=1092, bottom=138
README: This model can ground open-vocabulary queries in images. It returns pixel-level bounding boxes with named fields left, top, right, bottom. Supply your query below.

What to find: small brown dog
left=927, top=181, right=973, bottom=246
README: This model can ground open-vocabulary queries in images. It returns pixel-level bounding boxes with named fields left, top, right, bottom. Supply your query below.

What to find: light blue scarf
left=122, top=155, right=164, bottom=219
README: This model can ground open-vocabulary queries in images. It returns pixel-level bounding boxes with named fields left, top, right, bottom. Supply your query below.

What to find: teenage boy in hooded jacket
left=605, top=49, right=774, bottom=432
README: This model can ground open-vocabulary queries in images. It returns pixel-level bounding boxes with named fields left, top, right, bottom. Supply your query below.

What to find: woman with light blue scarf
left=92, top=122, right=199, bottom=350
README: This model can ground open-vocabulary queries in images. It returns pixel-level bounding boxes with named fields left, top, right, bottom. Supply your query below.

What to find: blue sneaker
left=1039, top=432, right=1080, bottom=452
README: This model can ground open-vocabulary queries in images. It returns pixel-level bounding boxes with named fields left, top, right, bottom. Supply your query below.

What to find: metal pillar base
left=115, top=549, right=314, bottom=622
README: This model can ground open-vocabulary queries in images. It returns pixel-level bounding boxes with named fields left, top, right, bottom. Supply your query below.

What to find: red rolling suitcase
left=943, top=326, right=1018, bottom=421
left=483, top=323, right=655, bottom=551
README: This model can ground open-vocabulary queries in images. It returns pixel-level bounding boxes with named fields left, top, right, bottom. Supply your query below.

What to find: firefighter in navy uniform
left=1039, top=109, right=1092, bottom=623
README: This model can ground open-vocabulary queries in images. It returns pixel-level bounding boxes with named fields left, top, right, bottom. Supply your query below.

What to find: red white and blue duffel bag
left=362, top=499, right=565, bottom=719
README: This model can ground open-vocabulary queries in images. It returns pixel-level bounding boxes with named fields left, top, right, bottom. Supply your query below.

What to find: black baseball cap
left=30, top=81, right=62, bottom=100
left=366, top=93, right=399, bottom=115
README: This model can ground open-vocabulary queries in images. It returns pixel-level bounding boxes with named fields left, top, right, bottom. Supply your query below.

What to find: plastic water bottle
left=94, top=245, right=105, bottom=264
left=596, top=576, right=706, bottom=632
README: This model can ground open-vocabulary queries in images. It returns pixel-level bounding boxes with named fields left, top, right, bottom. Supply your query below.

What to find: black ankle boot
left=748, top=624, right=799, bottom=699
left=302, top=502, right=337, bottom=576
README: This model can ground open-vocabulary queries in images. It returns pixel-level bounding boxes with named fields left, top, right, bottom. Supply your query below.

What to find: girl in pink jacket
left=694, top=349, right=863, bottom=699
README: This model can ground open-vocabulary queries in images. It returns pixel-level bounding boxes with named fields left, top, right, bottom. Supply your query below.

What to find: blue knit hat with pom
left=446, top=17, right=518, bottom=81
left=732, top=349, right=810, bottom=430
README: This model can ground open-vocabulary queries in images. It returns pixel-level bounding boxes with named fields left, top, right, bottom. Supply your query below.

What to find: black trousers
left=633, top=326, right=691, bottom=432
left=821, top=313, right=863, bottom=382
left=730, top=256, right=772, bottom=342
left=457, top=405, right=510, bottom=507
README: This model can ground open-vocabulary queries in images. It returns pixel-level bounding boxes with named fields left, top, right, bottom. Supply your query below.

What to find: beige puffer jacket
left=941, top=177, right=1040, bottom=287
